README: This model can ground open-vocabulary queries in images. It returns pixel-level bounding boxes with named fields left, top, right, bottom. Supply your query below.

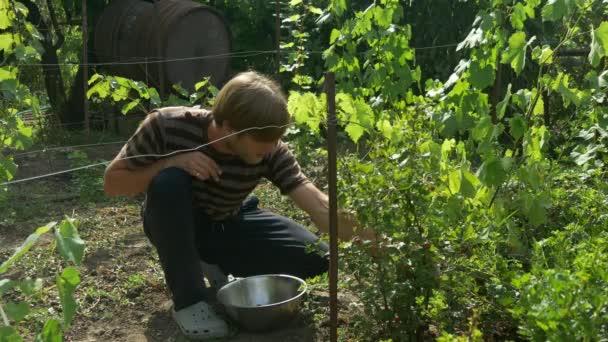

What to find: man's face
left=227, top=134, right=278, bottom=165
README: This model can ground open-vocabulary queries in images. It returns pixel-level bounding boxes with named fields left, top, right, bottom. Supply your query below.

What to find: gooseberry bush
left=288, top=0, right=608, bottom=340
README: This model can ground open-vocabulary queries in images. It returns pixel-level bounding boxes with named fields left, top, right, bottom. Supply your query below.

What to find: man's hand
left=289, top=183, right=379, bottom=242
left=337, top=209, right=376, bottom=242
left=166, top=151, right=222, bottom=182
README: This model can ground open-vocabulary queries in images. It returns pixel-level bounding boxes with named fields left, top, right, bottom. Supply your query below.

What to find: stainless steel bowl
left=216, top=274, right=307, bottom=332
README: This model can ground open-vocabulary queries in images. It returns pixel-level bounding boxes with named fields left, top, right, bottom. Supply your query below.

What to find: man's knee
left=147, top=167, right=192, bottom=201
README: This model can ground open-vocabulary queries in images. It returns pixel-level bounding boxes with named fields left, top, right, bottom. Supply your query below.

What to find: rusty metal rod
left=82, top=0, right=89, bottom=133
left=275, top=0, right=281, bottom=73
left=326, top=72, right=338, bottom=342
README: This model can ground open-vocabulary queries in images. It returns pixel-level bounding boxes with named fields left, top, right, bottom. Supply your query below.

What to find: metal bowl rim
left=216, top=274, right=308, bottom=309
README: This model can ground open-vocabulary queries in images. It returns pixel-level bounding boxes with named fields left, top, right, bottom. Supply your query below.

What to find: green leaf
left=121, top=100, right=140, bottom=114
left=194, top=79, right=209, bottom=91
left=457, top=27, right=483, bottom=51
left=373, top=6, right=393, bottom=28
left=532, top=45, right=554, bottom=65
left=461, top=170, right=479, bottom=198
left=521, top=192, right=552, bottom=226
left=376, top=119, right=393, bottom=140
left=0, top=153, right=17, bottom=182
left=290, top=0, right=302, bottom=5
left=501, top=32, right=533, bottom=74
left=54, top=218, right=85, bottom=265
left=86, top=80, right=109, bottom=99
left=0, top=326, right=22, bottom=342
left=288, top=92, right=323, bottom=132
left=345, top=124, right=364, bottom=143
left=472, top=115, right=493, bottom=142
left=541, top=0, right=573, bottom=22
left=148, top=88, right=161, bottom=107
left=283, top=14, right=301, bottom=23
left=57, top=266, right=80, bottom=326
left=0, top=223, right=55, bottom=273
left=477, top=156, right=508, bottom=187
left=0, top=67, right=16, bottom=82
left=469, top=60, right=495, bottom=90
left=509, top=115, right=527, bottom=141
left=533, top=93, right=544, bottom=116
left=552, top=72, right=581, bottom=107
left=448, top=170, right=461, bottom=194
left=5, top=302, right=29, bottom=323
left=308, top=6, right=323, bottom=15
left=12, top=118, right=33, bottom=150
left=15, top=45, right=40, bottom=63
left=329, top=29, right=341, bottom=44
left=589, top=22, right=608, bottom=67
left=599, top=70, right=608, bottom=89
left=35, top=319, right=62, bottom=342
left=570, top=144, right=601, bottom=166
left=448, top=169, right=477, bottom=198
left=510, top=3, right=533, bottom=30
left=0, top=33, right=13, bottom=53
left=0, top=6, right=13, bottom=30
left=18, top=277, right=43, bottom=295
left=0, top=278, right=14, bottom=295
left=87, top=73, right=102, bottom=85
left=497, top=84, right=512, bottom=119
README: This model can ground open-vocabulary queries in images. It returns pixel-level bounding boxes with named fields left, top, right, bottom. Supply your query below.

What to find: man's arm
left=104, top=158, right=169, bottom=196
left=104, top=151, right=222, bottom=197
left=288, top=182, right=369, bottom=241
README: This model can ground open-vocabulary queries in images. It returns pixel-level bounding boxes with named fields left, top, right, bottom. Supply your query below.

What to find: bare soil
left=0, top=144, right=356, bottom=341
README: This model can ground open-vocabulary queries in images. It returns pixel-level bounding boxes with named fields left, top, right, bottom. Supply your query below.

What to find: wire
left=17, top=50, right=280, bottom=67
left=13, top=140, right=127, bottom=157
left=1, top=123, right=293, bottom=187
left=414, top=42, right=460, bottom=50
left=14, top=41, right=463, bottom=68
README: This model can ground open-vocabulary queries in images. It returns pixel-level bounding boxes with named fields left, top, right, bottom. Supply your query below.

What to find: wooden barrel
left=94, top=0, right=231, bottom=93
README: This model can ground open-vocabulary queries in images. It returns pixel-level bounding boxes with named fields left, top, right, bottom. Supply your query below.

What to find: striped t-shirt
left=116, top=106, right=310, bottom=220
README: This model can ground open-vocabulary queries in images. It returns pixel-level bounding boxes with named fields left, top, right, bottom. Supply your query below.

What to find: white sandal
left=172, top=301, right=229, bottom=339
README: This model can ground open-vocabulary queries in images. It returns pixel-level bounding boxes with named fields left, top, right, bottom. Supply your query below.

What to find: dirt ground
left=0, top=142, right=357, bottom=341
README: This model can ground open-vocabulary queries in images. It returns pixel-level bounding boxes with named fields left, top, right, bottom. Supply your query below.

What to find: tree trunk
left=21, top=0, right=67, bottom=123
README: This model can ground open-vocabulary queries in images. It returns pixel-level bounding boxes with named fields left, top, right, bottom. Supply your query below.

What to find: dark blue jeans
left=142, top=167, right=329, bottom=310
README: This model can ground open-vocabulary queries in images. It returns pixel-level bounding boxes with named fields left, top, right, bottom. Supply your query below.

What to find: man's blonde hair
left=212, top=71, right=290, bottom=142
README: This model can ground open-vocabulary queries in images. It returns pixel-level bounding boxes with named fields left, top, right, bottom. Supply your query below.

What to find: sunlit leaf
left=35, top=319, right=62, bottom=342
left=330, top=29, right=341, bottom=44
left=501, top=32, right=534, bottom=74
left=0, top=67, right=16, bottom=82
left=121, top=99, right=140, bottom=114
left=54, top=218, right=85, bottom=265
left=0, top=33, right=13, bottom=53
left=532, top=45, right=554, bottom=65
left=589, top=22, right=608, bottom=67
left=57, top=266, right=80, bottom=326
left=0, top=223, right=55, bottom=273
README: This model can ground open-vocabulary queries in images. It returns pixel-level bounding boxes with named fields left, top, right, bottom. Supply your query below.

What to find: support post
left=82, top=0, right=89, bottom=132
left=325, top=72, right=338, bottom=342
